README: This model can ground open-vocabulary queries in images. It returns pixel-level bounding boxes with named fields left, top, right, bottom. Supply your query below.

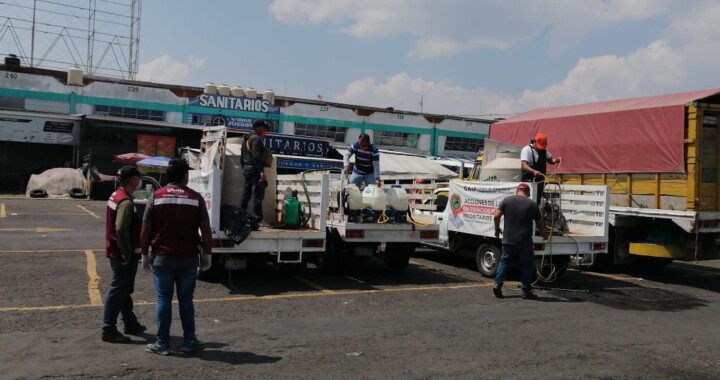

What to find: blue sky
left=132, top=1, right=720, bottom=116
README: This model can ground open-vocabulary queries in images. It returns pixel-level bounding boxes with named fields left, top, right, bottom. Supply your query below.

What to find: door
left=698, top=110, right=718, bottom=210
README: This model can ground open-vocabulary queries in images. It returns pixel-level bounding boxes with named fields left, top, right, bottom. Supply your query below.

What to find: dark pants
left=494, top=243, right=535, bottom=293
left=535, top=182, right=545, bottom=204
left=102, top=257, right=139, bottom=332
left=240, top=168, right=266, bottom=219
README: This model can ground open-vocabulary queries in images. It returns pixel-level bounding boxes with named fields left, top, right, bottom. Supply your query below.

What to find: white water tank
left=203, top=82, right=218, bottom=94
left=244, top=87, right=257, bottom=98
left=386, top=185, right=409, bottom=212
left=479, top=152, right=522, bottom=182
left=67, top=66, right=83, bottom=86
left=362, top=184, right=387, bottom=211
left=263, top=89, right=275, bottom=103
left=346, top=184, right=363, bottom=210
left=217, top=84, right=231, bottom=96
left=231, top=86, right=244, bottom=97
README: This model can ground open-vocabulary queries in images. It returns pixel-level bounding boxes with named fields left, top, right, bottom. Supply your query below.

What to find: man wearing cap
left=141, top=158, right=213, bottom=355
left=343, top=133, right=381, bottom=188
left=492, top=183, right=547, bottom=299
left=520, top=133, right=561, bottom=203
left=241, top=119, right=272, bottom=227
left=102, top=166, right=146, bottom=343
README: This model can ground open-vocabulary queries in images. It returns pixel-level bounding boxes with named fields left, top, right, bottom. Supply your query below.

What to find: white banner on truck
left=188, top=169, right=223, bottom=237
left=447, top=181, right=535, bottom=236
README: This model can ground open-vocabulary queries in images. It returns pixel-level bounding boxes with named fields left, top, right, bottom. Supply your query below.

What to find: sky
left=133, top=0, right=720, bottom=118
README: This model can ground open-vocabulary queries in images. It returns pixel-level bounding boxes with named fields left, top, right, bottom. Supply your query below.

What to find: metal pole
left=30, top=0, right=36, bottom=66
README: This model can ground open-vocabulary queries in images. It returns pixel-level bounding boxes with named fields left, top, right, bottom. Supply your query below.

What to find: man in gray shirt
left=492, top=183, right=546, bottom=299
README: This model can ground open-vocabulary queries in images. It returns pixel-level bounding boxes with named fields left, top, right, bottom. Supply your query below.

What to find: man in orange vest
left=141, top=159, right=213, bottom=355
left=102, top=166, right=146, bottom=343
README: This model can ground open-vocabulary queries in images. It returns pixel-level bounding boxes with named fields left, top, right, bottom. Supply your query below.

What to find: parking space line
left=77, top=204, right=101, bottom=219
left=0, top=282, right=493, bottom=313
left=84, top=250, right=102, bottom=306
left=575, top=271, right=641, bottom=282
left=0, top=203, right=6, bottom=218
left=294, top=276, right=335, bottom=293
left=0, top=249, right=101, bottom=254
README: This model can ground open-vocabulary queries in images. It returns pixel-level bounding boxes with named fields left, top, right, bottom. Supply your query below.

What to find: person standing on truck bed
left=343, top=133, right=381, bottom=188
left=241, top=119, right=272, bottom=227
left=141, top=158, right=213, bottom=356
left=101, top=166, right=146, bottom=343
left=492, top=183, right=547, bottom=300
left=520, top=133, right=561, bottom=203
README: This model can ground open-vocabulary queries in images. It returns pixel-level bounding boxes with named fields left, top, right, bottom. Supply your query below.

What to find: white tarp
left=188, top=169, right=223, bottom=237
left=378, top=152, right=459, bottom=180
left=26, top=168, right=87, bottom=197
left=446, top=180, right=535, bottom=237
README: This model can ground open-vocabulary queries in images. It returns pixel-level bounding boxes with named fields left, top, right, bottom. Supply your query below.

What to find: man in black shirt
left=492, top=183, right=546, bottom=299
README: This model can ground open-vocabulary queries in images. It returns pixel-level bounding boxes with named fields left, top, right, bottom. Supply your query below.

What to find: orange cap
left=534, top=133, right=548, bottom=149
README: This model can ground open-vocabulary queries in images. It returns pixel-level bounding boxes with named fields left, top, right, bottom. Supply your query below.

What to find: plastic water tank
left=386, top=185, right=409, bottom=212
left=346, top=184, right=363, bottom=210
left=217, top=84, right=231, bottom=96
left=231, top=86, right=244, bottom=97
left=4, top=54, right=20, bottom=66
left=479, top=152, right=522, bottom=182
left=263, top=89, right=275, bottom=103
left=244, top=87, right=257, bottom=98
left=362, top=184, right=387, bottom=211
left=203, top=82, right=218, bottom=94
left=67, top=66, right=83, bottom=86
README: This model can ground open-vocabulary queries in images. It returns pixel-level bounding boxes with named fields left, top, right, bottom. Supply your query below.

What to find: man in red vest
left=102, top=166, right=146, bottom=343
left=141, top=158, right=213, bottom=355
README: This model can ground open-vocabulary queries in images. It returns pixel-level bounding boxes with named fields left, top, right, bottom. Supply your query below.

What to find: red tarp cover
left=489, top=89, right=720, bottom=174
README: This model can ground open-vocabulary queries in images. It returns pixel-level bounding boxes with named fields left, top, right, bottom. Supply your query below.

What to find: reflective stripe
left=107, top=200, right=118, bottom=210
left=154, top=197, right=199, bottom=207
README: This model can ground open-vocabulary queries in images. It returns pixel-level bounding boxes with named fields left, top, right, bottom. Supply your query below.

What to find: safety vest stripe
left=154, top=197, right=199, bottom=207
left=107, top=200, right=118, bottom=210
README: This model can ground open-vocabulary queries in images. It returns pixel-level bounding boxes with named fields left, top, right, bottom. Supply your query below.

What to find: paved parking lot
left=1, top=197, right=720, bottom=379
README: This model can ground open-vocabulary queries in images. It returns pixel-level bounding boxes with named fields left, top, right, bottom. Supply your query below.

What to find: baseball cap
left=517, top=183, right=530, bottom=191
left=534, top=133, right=548, bottom=149
left=252, top=119, right=269, bottom=129
left=117, top=165, right=141, bottom=179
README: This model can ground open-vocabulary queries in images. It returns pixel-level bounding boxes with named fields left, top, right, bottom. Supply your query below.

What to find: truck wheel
left=385, top=243, right=414, bottom=273
left=476, top=243, right=500, bottom=278
left=316, top=229, right=342, bottom=273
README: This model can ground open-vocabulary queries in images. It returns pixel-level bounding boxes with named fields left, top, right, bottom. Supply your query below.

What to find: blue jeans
left=102, top=258, right=139, bottom=332
left=494, top=243, right=534, bottom=293
left=152, top=265, right=198, bottom=346
left=349, top=172, right=376, bottom=188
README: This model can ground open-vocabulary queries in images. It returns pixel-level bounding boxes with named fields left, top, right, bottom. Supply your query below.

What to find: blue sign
left=276, top=157, right=343, bottom=171
left=187, top=113, right=272, bottom=131
left=264, top=134, right=328, bottom=158
left=189, top=94, right=280, bottom=114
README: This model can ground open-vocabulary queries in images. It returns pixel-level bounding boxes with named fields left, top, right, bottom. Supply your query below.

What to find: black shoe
left=492, top=284, right=503, bottom=298
left=521, top=291, right=538, bottom=300
left=124, top=322, right=147, bottom=335
left=102, top=330, right=132, bottom=344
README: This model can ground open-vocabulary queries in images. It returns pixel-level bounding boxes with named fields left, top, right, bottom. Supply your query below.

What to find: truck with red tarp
left=488, top=89, right=720, bottom=267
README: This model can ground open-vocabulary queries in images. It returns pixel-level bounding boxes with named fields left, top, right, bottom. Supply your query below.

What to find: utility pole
left=30, top=0, right=36, bottom=67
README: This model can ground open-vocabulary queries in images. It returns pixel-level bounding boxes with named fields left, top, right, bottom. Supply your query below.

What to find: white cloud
left=136, top=55, right=207, bottom=84
left=334, top=1, right=720, bottom=115
left=270, top=0, right=680, bottom=59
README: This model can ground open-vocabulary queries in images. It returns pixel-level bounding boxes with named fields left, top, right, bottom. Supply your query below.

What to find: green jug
left=284, top=196, right=301, bottom=226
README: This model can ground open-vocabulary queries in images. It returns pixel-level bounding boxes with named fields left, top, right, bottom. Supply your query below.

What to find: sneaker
left=258, top=220, right=272, bottom=228
left=123, top=322, right=146, bottom=335
left=102, top=330, right=131, bottom=344
left=521, top=291, right=538, bottom=300
left=492, top=283, right=503, bottom=299
left=145, top=342, right=171, bottom=356
left=179, top=339, right=206, bottom=354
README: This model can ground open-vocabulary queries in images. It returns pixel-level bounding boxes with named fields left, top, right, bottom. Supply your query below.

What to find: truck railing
left=274, top=172, right=329, bottom=231
left=554, top=184, right=610, bottom=238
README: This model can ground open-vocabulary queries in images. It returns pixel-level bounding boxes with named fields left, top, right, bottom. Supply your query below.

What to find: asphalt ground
left=1, top=197, right=719, bottom=379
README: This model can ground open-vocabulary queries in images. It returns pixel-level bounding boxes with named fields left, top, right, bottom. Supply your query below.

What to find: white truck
left=187, top=127, right=330, bottom=276
left=318, top=174, right=441, bottom=273
left=423, top=153, right=611, bottom=280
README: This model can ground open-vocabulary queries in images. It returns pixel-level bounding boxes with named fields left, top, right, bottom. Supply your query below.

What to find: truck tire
left=29, top=189, right=48, bottom=198
left=316, top=228, right=341, bottom=273
left=476, top=243, right=501, bottom=278
left=385, top=243, right=414, bottom=273
left=69, top=187, right=86, bottom=198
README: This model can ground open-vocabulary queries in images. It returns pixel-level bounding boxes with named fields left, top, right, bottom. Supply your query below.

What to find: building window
left=294, top=123, right=347, bottom=142
left=94, top=105, right=165, bottom=121
left=444, top=136, right=484, bottom=153
left=375, top=131, right=419, bottom=147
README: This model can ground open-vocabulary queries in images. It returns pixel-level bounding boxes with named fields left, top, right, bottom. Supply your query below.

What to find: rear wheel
left=476, top=243, right=501, bottom=278
left=316, top=228, right=341, bottom=273
left=385, top=243, right=414, bottom=273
